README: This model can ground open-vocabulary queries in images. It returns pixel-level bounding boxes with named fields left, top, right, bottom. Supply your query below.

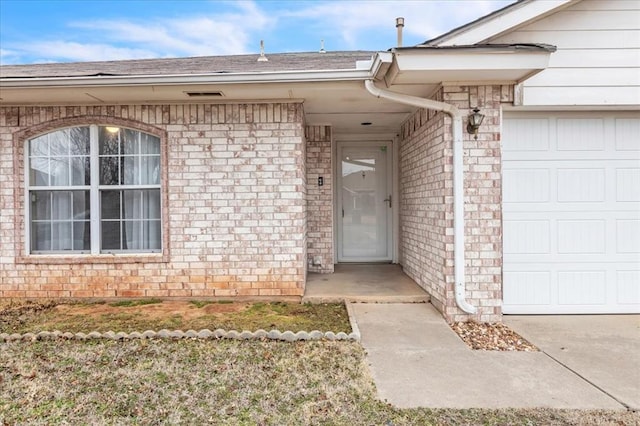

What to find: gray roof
left=0, top=51, right=375, bottom=78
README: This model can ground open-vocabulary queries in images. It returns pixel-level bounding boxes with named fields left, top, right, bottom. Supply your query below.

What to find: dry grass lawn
left=1, top=301, right=637, bottom=424
left=1, top=339, right=638, bottom=425
left=0, top=299, right=351, bottom=334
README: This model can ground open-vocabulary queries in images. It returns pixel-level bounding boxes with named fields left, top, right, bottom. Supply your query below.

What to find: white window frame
left=24, top=124, right=162, bottom=255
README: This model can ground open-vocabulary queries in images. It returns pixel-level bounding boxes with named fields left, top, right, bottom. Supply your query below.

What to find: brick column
left=305, top=125, right=334, bottom=273
left=399, top=85, right=513, bottom=323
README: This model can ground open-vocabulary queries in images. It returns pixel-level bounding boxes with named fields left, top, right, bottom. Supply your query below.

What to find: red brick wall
left=399, top=85, right=513, bottom=322
left=0, top=103, right=307, bottom=299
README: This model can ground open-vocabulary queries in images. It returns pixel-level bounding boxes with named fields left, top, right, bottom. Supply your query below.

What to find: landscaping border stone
left=0, top=328, right=360, bottom=343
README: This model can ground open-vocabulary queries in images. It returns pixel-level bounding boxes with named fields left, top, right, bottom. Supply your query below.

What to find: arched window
left=27, top=125, right=162, bottom=254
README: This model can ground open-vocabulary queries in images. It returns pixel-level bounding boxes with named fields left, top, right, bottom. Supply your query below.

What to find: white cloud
left=4, top=0, right=274, bottom=63
left=68, top=0, right=274, bottom=58
left=9, top=41, right=157, bottom=63
left=1, top=0, right=515, bottom=64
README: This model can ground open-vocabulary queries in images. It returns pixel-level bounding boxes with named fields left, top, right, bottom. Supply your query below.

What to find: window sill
left=16, top=253, right=169, bottom=265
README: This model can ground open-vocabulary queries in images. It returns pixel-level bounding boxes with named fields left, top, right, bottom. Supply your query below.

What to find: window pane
left=49, top=130, right=70, bottom=156
left=50, top=157, right=70, bottom=186
left=29, top=158, right=49, bottom=186
left=122, top=129, right=139, bottom=154
left=99, top=157, right=120, bottom=185
left=123, top=220, right=142, bottom=250
left=30, top=135, right=49, bottom=156
left=101, top=221, right=121, bottom=250
left=140, top=134, right=160, bottom=155
left=69, top=127, right=90, bottom=155
left=31, top=222, right=51, bottom=251
left=71, top=157, right=90, bottom=186
left=51, top=192, right=72, bottom=220
left=99, top=127, right=120, bottom=155
left=122, top=156, right=139, bottom=185
left=147, top=220, right=162, bottom=249
left=141, top=156, right=160, bottom=185
left=72, top=191, right=90, bottom=220
left=122, top=190, right=161, bottom=220
left=146, top=190, right=161, bottom=219
left=123, top=190, right=141, bottom=220
left=73, top=222, right=91, bottom=251
left=51, top=222, right=72, bottom=250
left=31, top=191, right=51, bottom=220
left=101, top=191, right=121, bottom=219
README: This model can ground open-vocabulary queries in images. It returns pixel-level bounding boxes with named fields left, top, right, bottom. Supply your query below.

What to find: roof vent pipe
left=257, top=40, right=268, bottom=62
left=396, top=17, right=405, bottom=47
left=319, top=39, right=326, bottom=53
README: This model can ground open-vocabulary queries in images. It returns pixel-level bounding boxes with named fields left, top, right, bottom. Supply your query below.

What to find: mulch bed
left=451, top=321, right=538, bottom=351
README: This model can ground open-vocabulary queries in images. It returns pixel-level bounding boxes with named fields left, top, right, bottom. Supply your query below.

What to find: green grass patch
left=188, top=300, right=213, bottom=308
left=108, top=298, right=163, bottom=308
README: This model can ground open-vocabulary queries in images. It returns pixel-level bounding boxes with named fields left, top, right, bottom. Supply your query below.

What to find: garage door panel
left=617, top=271, right=640, bottom=304
left=557, top=168, right=605, bottom=202
left=557, top=118, right=605, bottom=151
left=557, top=220, right=606, bottom=254
left=503, top=271, right=551, bottom=306
left=504, top=220, right=550, bottom=254
left=616, top=219, right=640, bottom=253
left=502, top=118, right=549, bottom=151
left=616, top=168, right=640, bottom=201
left=503, top=113, right=640, bottom=314
left=558, top=271, right=607, bottom=305
left=503, top=169, right=549, bottom=202
left=615, top=118, right=640, bottom=150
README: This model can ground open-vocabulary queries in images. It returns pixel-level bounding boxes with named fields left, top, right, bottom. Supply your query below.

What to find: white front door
left=337, top=142, right=393, bottom=262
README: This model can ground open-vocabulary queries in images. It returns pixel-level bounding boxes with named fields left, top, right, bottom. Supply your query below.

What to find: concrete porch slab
left=505, top=315, right=640, bottom=411
left=302, top=264, right=429, bottom=304
left=351, top=303, right=626, bottom=409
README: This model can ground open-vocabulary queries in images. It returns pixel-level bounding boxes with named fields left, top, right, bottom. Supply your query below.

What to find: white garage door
left=502, top=112, right=640, bottom=314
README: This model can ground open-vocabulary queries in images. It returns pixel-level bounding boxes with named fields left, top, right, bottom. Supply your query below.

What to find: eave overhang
left=0, top=68, right=372, bottom=105
left=373, top=44, right=556, bottom=87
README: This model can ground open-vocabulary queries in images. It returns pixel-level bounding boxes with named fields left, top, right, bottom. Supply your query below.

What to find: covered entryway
left=337, top=141, right=393, bottom=262
left=502, top=112, right=640, bottom=314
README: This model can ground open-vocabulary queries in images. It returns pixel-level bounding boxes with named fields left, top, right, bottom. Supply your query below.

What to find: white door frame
left=335, top=140, right=395, bottom=263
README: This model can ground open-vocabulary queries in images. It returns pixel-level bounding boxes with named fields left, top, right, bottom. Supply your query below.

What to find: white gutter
left=364, top=79, right=476, bottom=314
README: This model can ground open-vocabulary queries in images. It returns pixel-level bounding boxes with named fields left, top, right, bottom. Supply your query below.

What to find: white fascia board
left=433, top=0, right=578, bottom=46
left=396, top=50, right=551, bottom=71
left=0, top=69, right=371, bottom=89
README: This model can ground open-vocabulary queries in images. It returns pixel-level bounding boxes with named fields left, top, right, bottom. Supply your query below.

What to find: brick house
left=1, top=0, right=638, bottom=322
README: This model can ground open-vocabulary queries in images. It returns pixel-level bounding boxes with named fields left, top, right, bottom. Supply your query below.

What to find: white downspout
left=365, top=79, right=476, bottom=314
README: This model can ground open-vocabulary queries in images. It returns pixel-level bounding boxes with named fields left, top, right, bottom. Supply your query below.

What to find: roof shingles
left=0, top=51, right=375, bottom=78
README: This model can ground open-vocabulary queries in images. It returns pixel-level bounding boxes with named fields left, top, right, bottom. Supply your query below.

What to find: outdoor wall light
left=466, top=107, right=485, bottom=139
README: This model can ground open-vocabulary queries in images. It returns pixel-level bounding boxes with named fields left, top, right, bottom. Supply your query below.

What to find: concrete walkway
left=351, top=303, right=629, bottom=409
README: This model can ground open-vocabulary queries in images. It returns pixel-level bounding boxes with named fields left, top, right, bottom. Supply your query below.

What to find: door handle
left=384, top=195, right=392, bottom=208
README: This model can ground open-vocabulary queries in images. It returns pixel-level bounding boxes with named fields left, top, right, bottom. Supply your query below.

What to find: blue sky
left=0, top=0, right=515, bottom=65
